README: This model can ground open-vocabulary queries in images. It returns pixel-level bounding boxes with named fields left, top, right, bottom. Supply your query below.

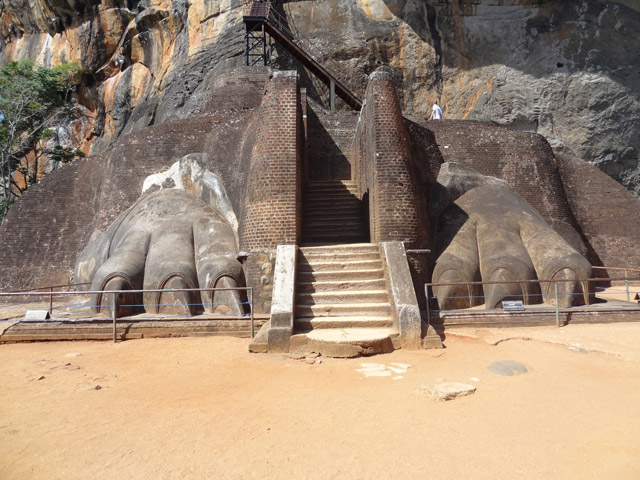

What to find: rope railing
left=0, top=286, right=256, bottom=342
left=425, top=275, right=640, bottom=327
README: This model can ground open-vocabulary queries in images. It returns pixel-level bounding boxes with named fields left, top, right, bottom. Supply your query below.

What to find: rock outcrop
left=1, top=0, right=637, bottom=197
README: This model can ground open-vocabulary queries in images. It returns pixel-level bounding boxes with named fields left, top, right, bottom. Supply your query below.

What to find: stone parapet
left=267, top=244, right=297, bottom=352
left=352, top=71, right=429, bottom=250
left=380, top=241, right=441, bottom=349
left=240, top=71, right=303, bottom=251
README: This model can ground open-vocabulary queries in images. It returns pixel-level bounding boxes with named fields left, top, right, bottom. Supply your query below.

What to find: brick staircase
left=290, top=244, right=397, bottom=356
left=302, top=180, right=367, bottom=244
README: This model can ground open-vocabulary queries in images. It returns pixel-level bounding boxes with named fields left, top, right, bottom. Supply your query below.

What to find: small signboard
left=502, top=300, right=525, bottom=311
left=23, top=310, right=51, bottom=321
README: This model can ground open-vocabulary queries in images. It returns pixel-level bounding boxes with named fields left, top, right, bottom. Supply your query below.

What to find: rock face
left=1, top=0, right=637, bottom=197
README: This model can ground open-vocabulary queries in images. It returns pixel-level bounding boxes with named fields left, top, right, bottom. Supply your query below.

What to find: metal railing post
left=49, top=286, right=53, bottom=315
left=554, top=281, right=561, bottom=327
left=626, top=280, right=631, bottom=303
left=425, top=284, right=431, bottom=327
left=112, top=292, right=117, bottom=343
left=250, top=287, right=255, bottom=338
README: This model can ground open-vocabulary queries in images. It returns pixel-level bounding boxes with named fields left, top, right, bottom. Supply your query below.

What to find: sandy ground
left=1, top=323, right=640, bottom=480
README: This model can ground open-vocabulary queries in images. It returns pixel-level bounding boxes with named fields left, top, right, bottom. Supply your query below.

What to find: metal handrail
left=243, top=0, right=363, bottom=105
left=0, top=286, right=256, bottom=342
left=425, top=274, right=640, bottom=328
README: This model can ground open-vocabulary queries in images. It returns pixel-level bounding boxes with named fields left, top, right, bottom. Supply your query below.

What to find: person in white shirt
left=430, top=102, right=443, bottom=120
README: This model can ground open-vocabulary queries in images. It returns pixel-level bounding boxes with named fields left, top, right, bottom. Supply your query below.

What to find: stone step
left=304, top=191, right=359, bottom=199
left=296, top=302, right=391, bottom=317
left=299, top=243, right=378, bottom=254
left=296, top=289, right=389, bottom=304
left=302, top=230, right=366, bottom=240
left=303, top=223, right=365, bottom=232
left=303, top=201, right=362, bottom=211
left=295, top=316, right=393, bottom=330
left=297, top=259, right=381, bottom=272
left=301, top=232, right=368, bottom=243
left=303, top=217, right=365, bottom=227
left=305, top=189, right=357, bottom=196
left=298, top=251, right=380, bottom=263
left=296, top=268, right=385, bottom=282
left=302, top=210, right=364, bottom=221
left=302, top=227, right=366, bottom=237
left=289, top=327, right=396, bottom=357
left=296, top=278, right=386, bottom=292
left=306, top=180, right=357, bottom=188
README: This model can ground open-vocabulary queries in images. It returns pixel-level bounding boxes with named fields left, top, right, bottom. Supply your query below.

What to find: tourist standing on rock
left=430, top=102, right=443, bottom=120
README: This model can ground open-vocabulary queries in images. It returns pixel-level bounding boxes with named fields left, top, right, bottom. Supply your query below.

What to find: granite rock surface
left=1, top=0, right=638, bottom=197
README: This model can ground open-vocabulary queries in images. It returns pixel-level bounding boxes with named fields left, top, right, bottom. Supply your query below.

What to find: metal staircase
left=242, top=0, right=362, bottom=110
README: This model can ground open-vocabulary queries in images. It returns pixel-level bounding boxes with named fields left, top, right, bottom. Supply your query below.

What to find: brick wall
left=351, top=71, right=430, bottom=250
left=556, top=152, right=640, bottom=272
left=239, top=71, right=303, bottom=251
left=405, top=118, right=640, bottom=272
left=306, top=106, right=358, bottom=181
left=0, top=68, right=270, bottom=292
left=237, top=71, right=304, bottom=313
left=406, top=119, right=587, bottom=255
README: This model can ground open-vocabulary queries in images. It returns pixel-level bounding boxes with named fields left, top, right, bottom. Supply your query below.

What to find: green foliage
left=0, top=59, right=82, bottom=224
left=46, top=145, right=85, bottom=165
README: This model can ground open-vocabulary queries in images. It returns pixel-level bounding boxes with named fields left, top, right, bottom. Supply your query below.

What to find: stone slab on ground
left=445, top=323, right=640, bottom=362
left=417, top=382, right=477, bottom=401
left=487, top=360, right=528, bottom=376
left=304, top=328, right=395, bottom=357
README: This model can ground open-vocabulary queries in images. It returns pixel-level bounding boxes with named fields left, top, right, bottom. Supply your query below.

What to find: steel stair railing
left=242, top=0, right=363, bottom=110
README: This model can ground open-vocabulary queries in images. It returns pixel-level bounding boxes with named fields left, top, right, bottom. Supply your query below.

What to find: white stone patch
left=362, top=370, right=392, bottom=378
left=387, top=366, right=406, bottom=374
left=356, top=362, right=412, bottom=378
left=142, top=155, right=239, bottom=243
left=390, top=362, right=412, bottom=369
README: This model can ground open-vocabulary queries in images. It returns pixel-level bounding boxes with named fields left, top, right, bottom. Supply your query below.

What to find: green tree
left=0, top=59, right=83, bottom=224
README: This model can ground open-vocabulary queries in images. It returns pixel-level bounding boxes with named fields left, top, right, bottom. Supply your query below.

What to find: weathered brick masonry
left=405, top=119, right=640, bottom=272
left=238, top=71, right=304, bottom=313
left=406, top=119, right=586, bottom=254
left=556, top=153, right=640, bottom=273
left=306, top=106, right=358, bottom=181
left=0, top=68, right=270, bottom=291
left=352, top=71, right=430, bottom=250
left=239, top=71, right=302, bottom=250
left=351, top=71, right=431, bottom=308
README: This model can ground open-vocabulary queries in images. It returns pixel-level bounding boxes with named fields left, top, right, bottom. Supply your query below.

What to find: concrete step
left=297, top=259, right=382, bottom=272
left=296, top=302, right=391, bottom=317
left=296, top=268, right=385, bottom=282
left=296, top=289, right=389, bottom=304
left=295, top=316, right=393, bottom=330
left=289, top=327, right=396, bottom=357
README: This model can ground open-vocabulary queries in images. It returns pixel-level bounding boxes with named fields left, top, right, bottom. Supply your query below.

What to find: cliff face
left=1, top=0, right=638, bottom=198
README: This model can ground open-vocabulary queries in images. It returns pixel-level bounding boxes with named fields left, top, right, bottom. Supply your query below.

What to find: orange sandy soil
left=1, top=323, right=640, bottom=479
